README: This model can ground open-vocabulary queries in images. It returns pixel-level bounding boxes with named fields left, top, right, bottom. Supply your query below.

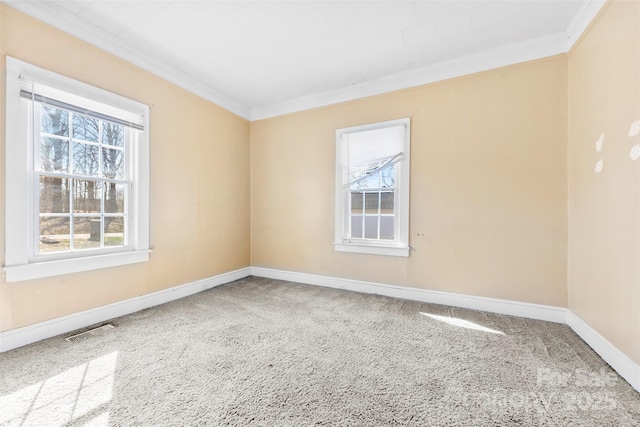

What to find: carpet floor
left=1, top=276, right=639, bottom=426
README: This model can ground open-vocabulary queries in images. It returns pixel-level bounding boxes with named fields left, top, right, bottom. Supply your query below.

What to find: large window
left=4, top=57, right=150, bottom=282
left=335, top=118, right=410, bottom=257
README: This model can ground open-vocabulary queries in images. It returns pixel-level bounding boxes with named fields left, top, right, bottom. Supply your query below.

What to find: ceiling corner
left=565, top=0, right=608, bottom=51
left=1, top=0, right=251, bottom=120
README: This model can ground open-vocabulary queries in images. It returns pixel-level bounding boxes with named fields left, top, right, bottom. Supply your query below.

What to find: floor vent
left=65, top=324, right=115, bottom=343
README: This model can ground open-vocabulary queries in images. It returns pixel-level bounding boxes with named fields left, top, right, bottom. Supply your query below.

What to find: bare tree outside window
left=38, top=105, right=127, bottom=253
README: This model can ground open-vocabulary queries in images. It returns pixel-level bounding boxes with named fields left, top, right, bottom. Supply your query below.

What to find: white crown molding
left=0, top=267, right=251, bottom=352
left=4, top=0, right=605, bottom=122
left=1, top=0, right=251, bottom=120
left=565, top=0, right=608, bottom=51
left=251, top=0, right=606, bottom=121
left=250, top=31, right=568, bottom=121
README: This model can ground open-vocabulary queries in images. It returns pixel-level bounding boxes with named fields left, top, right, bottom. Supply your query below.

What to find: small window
left=335, top=118, right=410, bottom=257
left=4, top=57, right=150, bottom=282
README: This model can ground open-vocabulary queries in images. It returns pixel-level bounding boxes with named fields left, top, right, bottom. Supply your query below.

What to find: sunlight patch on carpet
left=0, top=351, right=117, bottom=426
left=421, top=312, right=505, bottom=335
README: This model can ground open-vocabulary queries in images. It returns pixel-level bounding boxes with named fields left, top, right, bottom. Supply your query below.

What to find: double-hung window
left=4, top=57, right=150, bottom=282
left=335, top=118, right=410, bottom=257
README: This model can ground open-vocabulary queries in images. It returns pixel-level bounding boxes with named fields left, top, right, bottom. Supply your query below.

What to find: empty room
left=0, top=0, right=639, bottom=425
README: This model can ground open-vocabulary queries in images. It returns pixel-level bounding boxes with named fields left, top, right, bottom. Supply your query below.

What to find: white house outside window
left=335, top=118, right=410, bottom=257
left=4, top=57, right=150, bottom=282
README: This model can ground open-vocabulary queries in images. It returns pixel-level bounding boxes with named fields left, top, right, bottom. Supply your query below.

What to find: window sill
left=334, top=242, right=410, bottom=257
left=3, top=249, right=151, bottom=282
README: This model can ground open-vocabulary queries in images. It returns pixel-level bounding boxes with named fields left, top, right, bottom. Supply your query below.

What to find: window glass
left=36, top=104, right=130, bottom=255
left=5, top=56, right=150, bottom=282
left=41, top=138, right=69, bottom=173
left=41, top=106, right=69, bottom=136
left=39, top=217, right=70, bottom=253
left=335, top=118, right=410, bottom=257
left=72, top=114, right=99, bottom=142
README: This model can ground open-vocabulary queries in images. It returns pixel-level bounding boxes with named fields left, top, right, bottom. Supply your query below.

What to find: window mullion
left=124, top=129, right=131, bottom=247
left=361, top=191, right=365, bottom=239
left=99, top=121, right=105, bottom=249
left=32, top=105, right=40, bottom=257
left=394, top=166, right=400, bottom=244
left=68, top=111, right=75, bottom=252
left=377, top=167, right=382, bottom=240
left=69, top=178, right=75, bottom=251
left=347, top=189, right=353, bottom=241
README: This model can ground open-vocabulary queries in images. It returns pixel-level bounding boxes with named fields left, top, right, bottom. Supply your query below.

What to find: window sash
left=349, top=187, right=396, bottom=241
left=5, top=56, right=150, bottom=282
left=335, top=118, right=410, bottom=257
left=341, top=136, right=403, bottom=245
left=22, top=90, right=144, bottom=131
left=31, top=104, right=133, bottom=260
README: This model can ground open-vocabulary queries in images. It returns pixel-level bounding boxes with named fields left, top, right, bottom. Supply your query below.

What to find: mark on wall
left=630, top=144, right=640, bottom=161
left=595, top=133, right=605, bottom=152
left=594, top=158, right=604, bottom=173
left=629, top=120, right=640, bottom=137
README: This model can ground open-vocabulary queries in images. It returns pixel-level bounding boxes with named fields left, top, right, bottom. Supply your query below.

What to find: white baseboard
left=566, top=311, right=640, bottom=392
left=2, top=265, right=638, bottom=393
left=250, top=267, right=567, bottom=323
left=0, top=267, right=251, bottom=352
left=251, top=266, right=640, bottom=393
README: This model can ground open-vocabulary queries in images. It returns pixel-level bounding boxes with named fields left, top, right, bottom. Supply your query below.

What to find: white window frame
left=4, top=56, right=150, bottom=282
left=334, top=118, right=411, bottom=257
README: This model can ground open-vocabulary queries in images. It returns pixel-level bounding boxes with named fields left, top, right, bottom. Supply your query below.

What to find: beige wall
left=2, top=0, right=637, bottom=370
left=568, top=0, right=640, bottom=365
left=0, top=5, right=251, bottom=332
left=251, top=57, right=568, bottom=307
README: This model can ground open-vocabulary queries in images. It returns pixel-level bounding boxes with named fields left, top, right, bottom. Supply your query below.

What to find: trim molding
left=250, top=31, right=568, bottom=121
left=0, top=267, right=251, bottom=352
left=2, top=265, right=637, bottom=393
left=566, top=310, right=640, bottom=392
left=565, top=0, right=607, bottom=51
left=250, top=267, right=567, bottom=323
left=3, top=0, right=605, bottom=122
left=250, top=266, right=639, bottom=393
left=1, top=1, right=250, bottom=120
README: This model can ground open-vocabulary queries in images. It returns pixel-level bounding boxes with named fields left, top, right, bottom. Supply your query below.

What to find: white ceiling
left=4, top=0, right=605, bottom=120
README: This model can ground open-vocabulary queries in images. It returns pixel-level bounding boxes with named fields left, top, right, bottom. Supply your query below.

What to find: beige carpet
left=1, top=276, right=639, bottom=426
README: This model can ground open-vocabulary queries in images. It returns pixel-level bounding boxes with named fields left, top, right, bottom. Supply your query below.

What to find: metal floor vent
left=65, top=324, right=115, bottom=343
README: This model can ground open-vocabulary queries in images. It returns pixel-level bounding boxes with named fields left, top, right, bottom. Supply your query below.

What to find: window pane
left=102, top=123, right=124, bottom=147
left=74, top=180, right=102, bottom=213
left=364, top=172, right=379, bottom=189
left=39, top=216, right=70, bottom=253
left=350, top=215, right=363, bottom=239
left=74, top=217, right=101, bottom=250
left=39, top=176, right=70, bottom=213
left=349, top=166, right=366, bottom=190
left=380, top=166, right=395, bottom=188
left=73, top=142, right=100, bottom=176
left=102, top=147, right=124, bottom=179
left=104, top=183, right=125, bottom=214
left=350, top=192, right=363, bottom=214
left=40, top=138, right=69, bottom=172
left=41, top=106, right=69, bottom=136
left=381, top=192, right=394, bottom=213
left=380, top=216, right=394, bottom=240
left=72, top=114, right=99, bottom=142
left=105, top=217, right=125, bottom=247
left=364, top=192, right=379, bottom=214
left=364, top=216, right=378, bottom=239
